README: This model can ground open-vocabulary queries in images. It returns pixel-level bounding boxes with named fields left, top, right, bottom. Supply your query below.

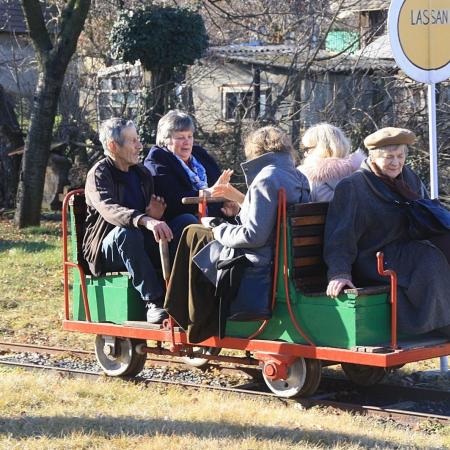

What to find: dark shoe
left=227, top=310, right=272, bottom=322
left=146, top=302, right=168, bottom=324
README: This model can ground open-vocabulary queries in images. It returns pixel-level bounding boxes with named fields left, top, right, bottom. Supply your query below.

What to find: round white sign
left=388, top=0, right=450, bottom=83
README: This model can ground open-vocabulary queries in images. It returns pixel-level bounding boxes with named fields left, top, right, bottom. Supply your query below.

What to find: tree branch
left=53, top=0, right=91, bottom=66
left=21, top=0, right=53, bottom=55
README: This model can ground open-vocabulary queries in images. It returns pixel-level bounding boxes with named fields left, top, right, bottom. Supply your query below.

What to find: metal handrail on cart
left=62, top=188, right=91, bottom=322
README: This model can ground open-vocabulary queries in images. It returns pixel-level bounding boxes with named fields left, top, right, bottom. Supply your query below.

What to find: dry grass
left=0, top=368, right=448, bottom=450
left=0, top=217, right=91, bottom=349
left=1, top=217, right=449, bottom=449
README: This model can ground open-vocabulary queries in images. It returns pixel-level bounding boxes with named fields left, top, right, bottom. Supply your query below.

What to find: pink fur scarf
left=298, top=149, right=366, bottom=183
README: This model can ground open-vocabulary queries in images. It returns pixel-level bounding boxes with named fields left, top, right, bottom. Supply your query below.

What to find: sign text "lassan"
left=410, top=9, right=449, bottom=25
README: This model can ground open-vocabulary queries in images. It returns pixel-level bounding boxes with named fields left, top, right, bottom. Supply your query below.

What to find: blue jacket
left=144, top=144, right=222, bottom=221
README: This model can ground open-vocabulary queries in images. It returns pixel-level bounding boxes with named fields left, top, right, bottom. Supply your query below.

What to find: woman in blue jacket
left=144, top=110, right=235, bottom=221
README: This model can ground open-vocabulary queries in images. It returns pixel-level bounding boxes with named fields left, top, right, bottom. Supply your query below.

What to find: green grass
left=0, top=217, right=91, bottom=349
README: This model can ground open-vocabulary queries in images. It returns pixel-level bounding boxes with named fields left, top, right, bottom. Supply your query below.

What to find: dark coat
left=82, top=157, right=154, bottom=277
left=324, top=161, right=450, bottom=335
left=144, top=144, right=222, bottom=221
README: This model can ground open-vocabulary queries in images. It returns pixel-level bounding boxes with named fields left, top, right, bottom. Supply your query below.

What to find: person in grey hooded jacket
left=164, top=126, right=310, bottom=342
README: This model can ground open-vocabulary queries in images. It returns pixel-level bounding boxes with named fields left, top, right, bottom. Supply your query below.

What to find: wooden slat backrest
left=287, top=202, right=329, bottom=292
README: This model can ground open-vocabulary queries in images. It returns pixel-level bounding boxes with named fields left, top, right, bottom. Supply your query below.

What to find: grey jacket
left=324, top=161, right=450, bottom=335
left=195, top=151, right=310, bottom=285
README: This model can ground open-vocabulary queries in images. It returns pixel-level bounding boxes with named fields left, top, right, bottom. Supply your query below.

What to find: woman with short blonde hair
left=298, top=123, right=364, bottom=202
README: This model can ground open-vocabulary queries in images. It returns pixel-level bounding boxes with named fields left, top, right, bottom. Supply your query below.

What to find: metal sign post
left=388, top=0, right=450, bottom=373
left=427, top=83, right=439, bottom=199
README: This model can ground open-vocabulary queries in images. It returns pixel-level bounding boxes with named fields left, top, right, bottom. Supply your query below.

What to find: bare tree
left=14, top=0, right=90, bottom=227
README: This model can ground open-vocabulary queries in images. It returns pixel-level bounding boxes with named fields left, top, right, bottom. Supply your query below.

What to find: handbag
left=361, top=170, right=450, bottom=240
left=401, top=198, right=450, bottom=240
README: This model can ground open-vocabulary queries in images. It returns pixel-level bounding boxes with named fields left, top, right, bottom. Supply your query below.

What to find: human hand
left=214, top=169, right=233, bottom=186
left=221, top=201, right=240, bottom=217
left=139, top=216, right=173, bottom=242
left=326, top=278, right=356, bottom=298
left=146, top=194, right=166, bottom=220
left=210, top=183, right=245, bottom=204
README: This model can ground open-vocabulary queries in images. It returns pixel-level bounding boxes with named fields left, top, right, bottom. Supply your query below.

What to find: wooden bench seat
left=287, top=202, right=329, bottom=293
left=69, top=193, right=144, bottom=323
left=287, top=202, right=389, bottom=296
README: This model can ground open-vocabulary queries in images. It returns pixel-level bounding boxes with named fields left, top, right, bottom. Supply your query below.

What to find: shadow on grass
left=0, top=240, right=54, bottom=253
left=0, top=416, right=435, bottom=448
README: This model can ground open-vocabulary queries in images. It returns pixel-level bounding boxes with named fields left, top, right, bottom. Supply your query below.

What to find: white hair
left=99, top=118, right=135, bottom=157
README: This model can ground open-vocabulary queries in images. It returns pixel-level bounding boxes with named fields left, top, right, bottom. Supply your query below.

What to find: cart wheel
left=300, top=358, right=322, bottom=396
left=341, top=363, right=386, bottom=386
left=181, top=346, right=221, bottom=368
left=262, top=357, right=322, bottom=398
left=94, top=335, right=147, bottom=377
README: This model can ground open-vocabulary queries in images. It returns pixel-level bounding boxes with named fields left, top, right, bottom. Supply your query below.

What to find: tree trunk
left=0, top=83, right=24, bottom=208
left=14, top=72, right=62, bottom=226
left=140, top=66, right=174, bottom=143
left=14, top=0, right=91, bottom=227
left=0, top=137, right=22, bottom=209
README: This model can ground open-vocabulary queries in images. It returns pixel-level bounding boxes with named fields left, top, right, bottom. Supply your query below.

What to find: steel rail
left=0, top=341, right=93, bottom=358
left=0, top=340, right=260, bottom=375
left=0, top=358, right=448, bottom=426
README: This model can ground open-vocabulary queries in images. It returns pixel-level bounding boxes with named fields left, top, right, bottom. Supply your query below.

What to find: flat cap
left=364, top=127, right=416, bottom=150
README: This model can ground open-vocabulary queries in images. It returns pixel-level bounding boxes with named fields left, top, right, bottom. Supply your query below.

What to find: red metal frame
left=247, top=189, right=284, bottom=339
left=376, top=252, right=398, bottom=350
left=61, top=189, right=450, bottom=370
left=62, top=189, right=91, bottom=322
left=279, top=188, right=314, bottom=345
left=198, top=195, right=208, bottom=219
left=62, top=320, right=450, bottom=367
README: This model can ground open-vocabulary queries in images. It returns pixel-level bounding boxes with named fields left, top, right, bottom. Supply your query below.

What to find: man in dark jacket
left=83, top=118, right=197, bottom=323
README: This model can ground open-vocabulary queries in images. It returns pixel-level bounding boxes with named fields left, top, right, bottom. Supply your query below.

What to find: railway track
left=0, top=340, right=448, bottom=426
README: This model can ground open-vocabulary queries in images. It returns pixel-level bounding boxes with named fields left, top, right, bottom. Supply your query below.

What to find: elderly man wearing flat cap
left=323, top=127, right=450, bottom=338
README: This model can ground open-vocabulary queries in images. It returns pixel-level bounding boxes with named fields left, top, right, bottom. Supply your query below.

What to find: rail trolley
left=62, top=189, right=450, bottom=398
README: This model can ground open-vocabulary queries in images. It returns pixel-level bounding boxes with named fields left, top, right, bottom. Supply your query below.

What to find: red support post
left=199, top=195, right=207, bottom=219
left=62, top=189, right=91, bottom=322
left=376, top=252, right=398, bottom=349
left=248, top=189, right=284, bottom=339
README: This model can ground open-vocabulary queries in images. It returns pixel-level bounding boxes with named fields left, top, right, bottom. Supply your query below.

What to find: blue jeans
left=101, top=214, right=198, bottom=302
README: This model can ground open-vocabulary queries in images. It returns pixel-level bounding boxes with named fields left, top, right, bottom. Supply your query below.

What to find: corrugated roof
left=0, top=1, right=56, bottom=35
left=208, top=44, right=396, bottom=73
left=332, top=0, right=390, bottom=12
left=354, top=34, right=393, bottom=59
left=0, top=1, right=27, bottom=34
